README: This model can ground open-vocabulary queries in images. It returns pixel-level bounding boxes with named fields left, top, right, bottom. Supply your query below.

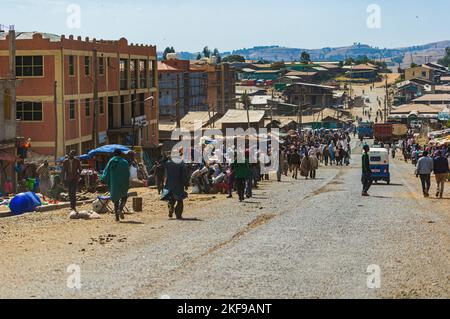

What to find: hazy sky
left=1, top=0, right=449, bottom=52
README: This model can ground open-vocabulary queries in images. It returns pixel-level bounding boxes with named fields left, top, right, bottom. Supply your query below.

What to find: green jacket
left=231, top=159, right=251, bottom=179
left=101, top=156, right=130, bottom=203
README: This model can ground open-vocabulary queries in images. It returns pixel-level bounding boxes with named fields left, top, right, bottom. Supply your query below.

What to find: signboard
left=132, top=115, right=148, bottom=127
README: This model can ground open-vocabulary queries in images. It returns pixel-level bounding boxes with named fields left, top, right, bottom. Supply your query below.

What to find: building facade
left=0, top=32, right=159, bottom=157
left=283, top=82, right=335, bottom=111
left=158, top=58, right=208, bottom=117
left=0, top=79, right=18, bottom=191
left=191, top=62, right=236, bottom=114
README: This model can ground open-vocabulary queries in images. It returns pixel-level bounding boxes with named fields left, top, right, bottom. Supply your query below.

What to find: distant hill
left=158, top=41, right=450, bottom=67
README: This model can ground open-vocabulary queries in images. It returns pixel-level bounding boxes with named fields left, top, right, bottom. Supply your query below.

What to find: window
left=85, top=98, right=91, bottom=117
left=99, top=97, right=105, bottom=114
left=130, top=59, right=138, bottom=89
left=84, top=56, right=91, bottom=76
left=69, top=55, right=75, bottom=76
left=120, top=59, right=129, bottom=90
left=99, top=57, right=105, bottom=76
left=422, top=71, right=427, bottom=77
left=16, top=102, right=43, bottom=121
left=16, top=56, right=43, bottom=77
left=139, top=60, right=147, bottom=88
left=69, top=100, right=76, bottom=120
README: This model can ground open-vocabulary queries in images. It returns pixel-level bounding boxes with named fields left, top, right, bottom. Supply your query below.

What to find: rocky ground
left=0, top=147, right=448, bottom=299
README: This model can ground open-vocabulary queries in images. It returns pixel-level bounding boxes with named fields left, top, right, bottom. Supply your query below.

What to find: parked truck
left=374, top=123, right=408, bottom=144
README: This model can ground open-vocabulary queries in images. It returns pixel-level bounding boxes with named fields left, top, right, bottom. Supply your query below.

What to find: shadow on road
left=171, top=218, right=204, bottom=222
left=120, top=221, right=145, bottom=225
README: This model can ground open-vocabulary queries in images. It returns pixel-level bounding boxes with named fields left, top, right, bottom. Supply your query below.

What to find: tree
left=222, top=55, right=245, bottom=63
left=241, top=91, right=251, bottom=109
left=241, top=91, right=252, bottom=129
left=410, top=62, right=419, bottom=68
left=196, top=53, right=202, bottom=60
left=203, top=46, right=211, bottom=58
left=300, top=51, right=311, bottom=64
left=438, top=47, right=450, bottom=68
left=163, top=47, right=175, bottom=60
left=270, top=61, right=286, bottom=70
left=344, top=57, right=355, bottom=65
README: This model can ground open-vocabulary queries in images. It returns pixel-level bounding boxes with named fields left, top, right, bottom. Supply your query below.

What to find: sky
left=1, top=0, right=449, bottom=52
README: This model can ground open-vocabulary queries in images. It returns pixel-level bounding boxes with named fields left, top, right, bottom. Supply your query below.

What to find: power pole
left=270, top=88, right=274, bottom=124
left=8, top=26, right=17, bottom=191
left=92, top=48, right=99, bottom=148
left=54, top=81, right=58, bottom=164
left=297, top=90, right=303, bottom=132
left=176, top=73, right=181, bottom=128
left=384, top=75, right=388, bottom=123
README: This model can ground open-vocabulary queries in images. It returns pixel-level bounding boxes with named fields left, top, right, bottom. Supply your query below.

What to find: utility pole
left=54, top=81, right=58, bottom=164
left=384, top=75, right=388, bottom=123
left=242, top=90, right=251, bottom=130
left=270, top=88, right=274, bottom=124
left=131, top=86, right=137, bottom=145
left=8, top=26, right=17, bottom=191
left=297, top=87, right=303, bottom=132
left=92, top=49, right=99, bottom=148
left=176, top=73, right=181, bottom=128
left=221, top=63, right=225, bottom=114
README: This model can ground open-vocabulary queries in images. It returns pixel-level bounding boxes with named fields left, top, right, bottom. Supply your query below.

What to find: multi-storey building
left=190, top=61, right=236, bottom=114
left=0, top=32, right=159, bottom=157
left=158, top=57, right=208, bottom=118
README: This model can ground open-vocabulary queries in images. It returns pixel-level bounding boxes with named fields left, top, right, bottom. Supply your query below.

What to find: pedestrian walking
left=61, top=150, right=82, bottom=211
left=309, top=153, right=319, bottom=179
left=433, top=150, right=449, bottom=199
left=300, top=152, right=312, bottom=180
left=290, top=149, right=301, bottom=179
left=154, top=159, right=165, bottom=195
left=226, top=165, right=234, bottom=198
left=416, top=151, right=433, bottom=198
left=323, top=144, right=330, bottom=166
left=361, top=145, right=372, bottom=196
left=162, top=153, right=188, bottom=219
left=231, top=155, right=251, bottom=202
left=101, top=149, right=130, bottom=222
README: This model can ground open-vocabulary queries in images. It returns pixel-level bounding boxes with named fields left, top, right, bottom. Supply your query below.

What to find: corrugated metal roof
left=413, top=94, right=450, bottom=102
left=390, top=103, right=445, bottom=114
left=217, top=109, right=265, bottom=124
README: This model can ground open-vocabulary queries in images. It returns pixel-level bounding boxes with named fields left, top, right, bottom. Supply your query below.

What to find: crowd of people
left=398, top=134, right=450, bottom=199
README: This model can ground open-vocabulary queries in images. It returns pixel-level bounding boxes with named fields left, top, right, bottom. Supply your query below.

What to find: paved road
left=0, top=149, right=449, bottom=299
